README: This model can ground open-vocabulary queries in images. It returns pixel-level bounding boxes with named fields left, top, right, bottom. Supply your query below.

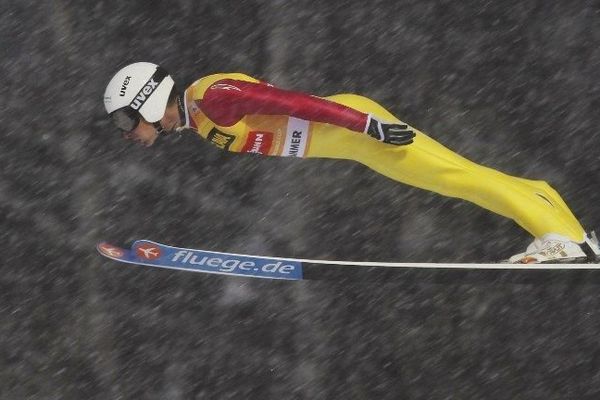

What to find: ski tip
left=97, top=242, right=128, bottom=260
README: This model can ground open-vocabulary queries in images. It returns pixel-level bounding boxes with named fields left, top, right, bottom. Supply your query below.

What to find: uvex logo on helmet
left=119, top=76, right=131, bottom=96
left=130, top=78, right=160, bottom=110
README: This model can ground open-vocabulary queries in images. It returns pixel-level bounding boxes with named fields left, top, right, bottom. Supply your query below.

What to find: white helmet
left=104, top=62, right=175, bottom=131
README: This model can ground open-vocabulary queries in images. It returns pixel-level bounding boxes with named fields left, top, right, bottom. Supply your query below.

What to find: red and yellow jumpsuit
left=182, top=72, right=586, bottom=243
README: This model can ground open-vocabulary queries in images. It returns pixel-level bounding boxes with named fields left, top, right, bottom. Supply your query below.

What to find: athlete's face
left=122, top=103, right=182, bottom=147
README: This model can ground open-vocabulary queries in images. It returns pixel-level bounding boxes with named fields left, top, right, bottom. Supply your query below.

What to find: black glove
left=366, top=117, right=415, bottom=146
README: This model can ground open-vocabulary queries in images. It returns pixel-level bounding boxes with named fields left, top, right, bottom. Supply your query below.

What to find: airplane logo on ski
left=135, top=243, right=162, bottom=260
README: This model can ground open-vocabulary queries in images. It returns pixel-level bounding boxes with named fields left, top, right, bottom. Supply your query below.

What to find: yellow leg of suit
left=307, top=94, right=585, bottom=242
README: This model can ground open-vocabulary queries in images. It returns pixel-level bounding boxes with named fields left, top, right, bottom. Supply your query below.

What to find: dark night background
left=3, top=0, right=600, bottom=398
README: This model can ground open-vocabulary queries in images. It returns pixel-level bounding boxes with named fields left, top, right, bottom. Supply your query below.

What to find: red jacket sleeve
left=198, top=79, right=369, bottom=132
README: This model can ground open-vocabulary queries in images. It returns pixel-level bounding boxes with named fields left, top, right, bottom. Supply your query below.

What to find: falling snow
left=2, top=1, right=600, bottom=399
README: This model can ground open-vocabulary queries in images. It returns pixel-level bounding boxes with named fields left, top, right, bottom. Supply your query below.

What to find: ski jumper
left=182, top=73, right=586, bottom=242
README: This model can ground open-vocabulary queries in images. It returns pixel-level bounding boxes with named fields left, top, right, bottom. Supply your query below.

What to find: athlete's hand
left=366, top=117, right=415, bottom=146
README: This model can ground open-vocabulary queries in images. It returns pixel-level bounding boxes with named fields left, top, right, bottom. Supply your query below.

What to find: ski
left=97, top=240, right=600, bottom=281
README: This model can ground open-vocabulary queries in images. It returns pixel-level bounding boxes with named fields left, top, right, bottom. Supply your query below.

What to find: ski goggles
left=110, top=106, right=166, bottom=136
left=109, top=107, right=141, bottom=132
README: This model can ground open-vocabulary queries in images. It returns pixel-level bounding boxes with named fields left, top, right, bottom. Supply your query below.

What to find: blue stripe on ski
left=97, top=240, right=303, bottom=280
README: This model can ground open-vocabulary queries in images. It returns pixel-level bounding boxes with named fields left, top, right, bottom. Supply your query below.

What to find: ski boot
left=508, top=232, right=600, bottom=264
